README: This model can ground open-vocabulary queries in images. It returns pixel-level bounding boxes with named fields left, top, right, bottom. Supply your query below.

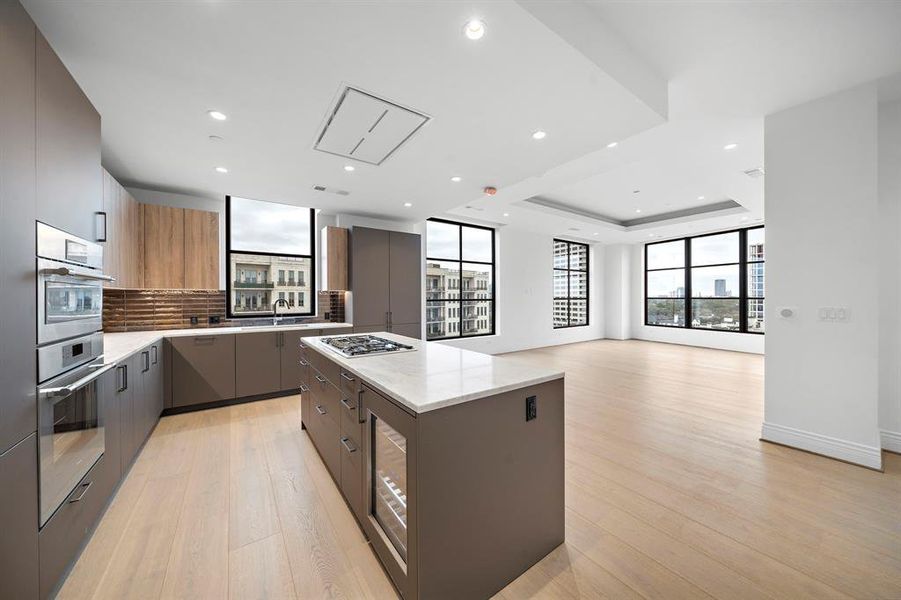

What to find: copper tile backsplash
left=103, top=289, right=346, bottom=332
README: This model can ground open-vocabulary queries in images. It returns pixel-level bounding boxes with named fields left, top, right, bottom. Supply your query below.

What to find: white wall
left=128, top=187, right=226, bottom=288
left=604, top=244, right=631, bottom=340
left=878, top=99, right=901, bottom=453
left=435, top=226, right=604, bottom=355
left=626, top=244, right=766, bottom=354
left=763, top=84, right=882, bottom=469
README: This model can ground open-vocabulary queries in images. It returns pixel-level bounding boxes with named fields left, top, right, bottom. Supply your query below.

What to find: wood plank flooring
left=59, top=339, right=901, bottom=599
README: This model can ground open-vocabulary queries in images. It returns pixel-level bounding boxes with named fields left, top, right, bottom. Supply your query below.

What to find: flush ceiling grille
left=314, top=86, right=431, bottom=166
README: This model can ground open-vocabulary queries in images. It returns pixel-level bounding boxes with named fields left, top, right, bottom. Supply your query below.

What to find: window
left=553, top=239, right=589, bottom=328
left=227, top=195, right=315, bottom=318
left=425, top=218, right=495, bottom=340
left=644, top=226, right=764, bottom=334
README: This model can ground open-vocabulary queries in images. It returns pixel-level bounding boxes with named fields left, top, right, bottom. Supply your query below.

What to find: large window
left=226, top=196, right=315, bottom=318
left=553, top=239, right=589, bottom=328
left=645, top=226, right=764, bottom=334
left=425, top=218, right=495, bottom=340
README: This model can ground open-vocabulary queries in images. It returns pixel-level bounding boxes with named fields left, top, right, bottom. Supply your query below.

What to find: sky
left=231, top=196, right=311, bottom=254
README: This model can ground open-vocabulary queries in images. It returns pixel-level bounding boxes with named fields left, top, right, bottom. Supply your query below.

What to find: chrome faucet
left=272, top=298, right=290, bottom=326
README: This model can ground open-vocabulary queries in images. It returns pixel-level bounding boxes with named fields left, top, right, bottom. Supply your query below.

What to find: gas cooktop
left=320, top=335, right=416, bottom=358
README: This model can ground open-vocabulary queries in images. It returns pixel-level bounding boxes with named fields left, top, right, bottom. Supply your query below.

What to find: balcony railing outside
left=234, top=281, right=274, bottom=289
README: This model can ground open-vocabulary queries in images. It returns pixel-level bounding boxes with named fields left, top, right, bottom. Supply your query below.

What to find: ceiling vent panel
left=314, top=87, right=430, bottom=166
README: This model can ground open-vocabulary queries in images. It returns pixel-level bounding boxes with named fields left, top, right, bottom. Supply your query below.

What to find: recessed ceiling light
left=215, top=166, right=228, bottom=173
left=723, top=143, right=738, bottom=150
left=450, top=176, right=462, bottom=182
left=648, top=233, right=656, bottom=238
left=404, top=202, right=412, bottom=208
left=740, top=216, right=749, bottom=222
left=593, top=232, right=599, bottom=236
left=532, top=130, right=547, bottom=140
left=503, top=212, right=509, bottom=217
left=463, top=19, right=486, bottom=40
left=208, top=110, right=227, bottom=121
left=697, top=195, right=705, bottom=201
left=635, top=208, right=642, bottom=214
left=606, top=141, right=618, bottom=148
left=344, top=165, right=355, bottom=172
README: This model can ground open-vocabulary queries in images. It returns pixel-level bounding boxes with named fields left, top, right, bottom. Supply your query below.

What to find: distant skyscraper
left=715, top=278, right=727, bottom=297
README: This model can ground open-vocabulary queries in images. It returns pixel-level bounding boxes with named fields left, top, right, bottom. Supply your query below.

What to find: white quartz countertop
left=103, top=322, right=353, bottom=365
left=303, top=332, right=564, bottom=414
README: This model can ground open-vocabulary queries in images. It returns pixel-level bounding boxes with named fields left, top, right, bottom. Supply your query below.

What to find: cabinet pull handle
left=194, top=336, right=216, bottom=344
left=151, top=345, right=158, bottom=365
left=357, top=389, right=365, bottom=424
left=315, top=374, right=327, bottom=383
left=340, top=372, right=355, bottom=382
left=116, top=365, right=127, bottom=392
left=341, top=437, right=357, bottom=453
left=142, top=351, right=150, bottom=373
left=315, top=405, right=327, bottom=415
left=68, top=481, right=93, bottom=503
left=340, top=397, right=356, bottom=411
left=299, top=359, right=309, bottom=366
left=300, top=384, right=310, bottom=393
left=299, top=343, right=308, bottom=350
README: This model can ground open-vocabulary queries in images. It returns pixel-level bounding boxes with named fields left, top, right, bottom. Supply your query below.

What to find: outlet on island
left=526, top=395, right=537, bottom=421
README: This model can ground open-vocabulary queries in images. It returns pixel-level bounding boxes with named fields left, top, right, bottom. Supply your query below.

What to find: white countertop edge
left=303, top=333, right=564, bottom=414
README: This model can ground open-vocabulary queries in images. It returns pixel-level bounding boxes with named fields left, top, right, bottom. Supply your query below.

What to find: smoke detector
left=312, top=185, right=350, bottom=196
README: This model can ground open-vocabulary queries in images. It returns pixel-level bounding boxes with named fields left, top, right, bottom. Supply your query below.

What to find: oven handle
left=40, top=363, right=116, bottom=398
left=40, top=266, right=116, bottom=283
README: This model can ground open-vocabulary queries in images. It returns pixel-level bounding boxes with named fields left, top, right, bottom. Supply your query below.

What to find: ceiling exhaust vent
left=314, top=86, right=431, bottom=166
left=312, top=185, right=349, bottom=196
left=744, top=167, right=765, bottom=179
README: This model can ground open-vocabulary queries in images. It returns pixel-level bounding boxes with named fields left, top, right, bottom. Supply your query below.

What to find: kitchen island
left=300, top=332, right=565, bottom=600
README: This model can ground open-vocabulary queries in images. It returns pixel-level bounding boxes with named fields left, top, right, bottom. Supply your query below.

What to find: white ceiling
left=23, top=0, right=901, bottom=245
left=22, top=0, right=662, bottom=224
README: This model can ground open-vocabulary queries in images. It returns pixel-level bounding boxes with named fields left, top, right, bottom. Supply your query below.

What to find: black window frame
left=553, top=239, right=590, bottom=329
left=644, top=225, right=764, bottom=335
left=425, top=217, right=496, bottom=341
left=225, top=195, right=317, bottom=319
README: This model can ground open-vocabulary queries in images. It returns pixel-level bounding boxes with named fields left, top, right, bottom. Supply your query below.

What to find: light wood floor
left=60, top=339, right=901, bottom=599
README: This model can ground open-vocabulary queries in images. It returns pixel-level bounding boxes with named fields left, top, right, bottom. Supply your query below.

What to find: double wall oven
left=36, top=223, right=114, bottom=526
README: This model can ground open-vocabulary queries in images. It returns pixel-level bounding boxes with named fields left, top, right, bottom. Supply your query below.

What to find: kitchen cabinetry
left=143, top=204, right=185, bottom=288
left=184, top=208, right=219, bottom=289
left=281, top=328, right=327, bottom=390
left=350, top=227, right=422, bottom=338
left=0, top=0, right=37, bottom=455
left=135, top=342, right=164, bottom=446
left=170, top=334, right=236, bottom=407
left=0, top=434, right=39, bottom=600
left=101, top=169, right=144, bottom=288
left=36, top=30, right=102, bottom=242
left=236, top=331, right=283, bottom=398
left=321, top=225, right=349, bottom=290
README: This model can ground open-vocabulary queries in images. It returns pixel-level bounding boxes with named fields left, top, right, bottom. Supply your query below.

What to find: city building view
left=230, top=253, right=312, bottom=315
left=553, top=239, right=589, bottom=328
left=426, top=261, right=492, bottom=339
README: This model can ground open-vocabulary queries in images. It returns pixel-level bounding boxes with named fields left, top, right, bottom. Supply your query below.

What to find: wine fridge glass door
left=370, top=412, right=408, bottom=561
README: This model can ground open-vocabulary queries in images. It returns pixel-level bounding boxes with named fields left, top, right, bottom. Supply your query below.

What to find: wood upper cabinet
left=322, top=226, right=349, bottom=290
left=184, top=208, right=219, bottom=289
left=101, top=168, right=144, bottom=287
left=35, top=31, right=101, bottom=241
left=143, top=204, right=185, bottom=288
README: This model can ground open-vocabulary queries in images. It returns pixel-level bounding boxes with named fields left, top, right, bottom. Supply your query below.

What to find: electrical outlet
left=190, top=316, right=199, bottom=325
left=525, top=396, right=537, bottom=421
left=209, top=315, right=221, bottom=324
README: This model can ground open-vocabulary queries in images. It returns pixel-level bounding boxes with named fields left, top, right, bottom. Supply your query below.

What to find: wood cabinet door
left=0, top=434, right=39, bottom=600
left=0, top=0, right=37, bottom=455
left=388, top=230, right=422, bottom=327
left=124, top=188, right=144, bottom=287
left=235, top=331, right=282, bottom=398
left=170, top=335, right=236, bottom=407
left=143, top=204, right=185, bottom=288
left=350, top=227, right=390, bottom=327
left=184, top=208, right=219, bottom=289
left=35, top=31, right=101, bottom=242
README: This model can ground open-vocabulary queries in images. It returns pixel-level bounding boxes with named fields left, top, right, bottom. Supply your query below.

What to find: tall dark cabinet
left=350, top=227, right=422, bottom=338
left=36, top=29, right=102, bottom=241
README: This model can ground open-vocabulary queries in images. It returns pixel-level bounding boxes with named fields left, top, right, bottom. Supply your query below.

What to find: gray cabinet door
left=149, top=342, right=164, bottom=422
left=0, top=434, right=39, bottom=600
left=388, top=230, right=422, bottom=327
left=117, top=355, right=137, bottom=470
left=390, top=322, right=422, bottom=339
left=130, top=350, right=148, bottom=458
left=101, top=366, right=122, bottom=483
left=171, top=335, right=236, bottom=407
left=35, top=31, right=101, bottom=241
left=280, top=329, right=320, bottom=391
left=0, top=0, right=37, bottom=455
left=350, top=227, right=390, bottom=327
left=236, top=331, right=282, bottom=398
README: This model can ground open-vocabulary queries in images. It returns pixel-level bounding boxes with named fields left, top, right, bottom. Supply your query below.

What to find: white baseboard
left=761, top=422, right=883, bottom=470
left=882, top=429, right=901, bottom=454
